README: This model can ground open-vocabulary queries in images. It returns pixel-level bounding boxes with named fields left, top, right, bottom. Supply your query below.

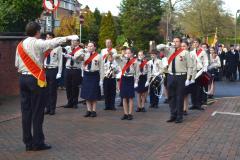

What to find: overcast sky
left=77, top=0, right=239, bottom=16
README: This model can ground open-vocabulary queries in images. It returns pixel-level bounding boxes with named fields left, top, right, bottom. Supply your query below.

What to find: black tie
left=172, top=50, right=176, bottom=73
left=140, top=60, right=143, bottom=73
left=151, top=59, right=154, bottom=73
left=70, top=54, right=74, bottom=66
left=126, top=59, right=130, bottom=73
left=87, top=53, right=93, bottom=70
left=46, top=54, right=51, bottom=65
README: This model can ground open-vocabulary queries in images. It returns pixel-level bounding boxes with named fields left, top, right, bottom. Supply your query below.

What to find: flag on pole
left=211, top=27, right=218, bottom=47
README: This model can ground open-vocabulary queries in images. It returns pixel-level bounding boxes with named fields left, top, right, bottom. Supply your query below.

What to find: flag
left=211, top=27, right=218, bottom=47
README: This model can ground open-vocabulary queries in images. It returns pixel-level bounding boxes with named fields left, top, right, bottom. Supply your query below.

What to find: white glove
left=190, top=80, right=195, bottom=84
left=99, top=80, right=103, bottom=87
left=145, top=81, right=149, bottom=87
left=202, top=66, right=208, bottom=72
left=185, top=80, right=190, bottom=86
left=64, top=54, right=72, bottom=59
left=156, top=44, right=166, bottom=51
left=66, top=35, right=79, bottom=41
left=134, top=83, right=138, bottom=88
left=56, top=73, right=61, bottom=79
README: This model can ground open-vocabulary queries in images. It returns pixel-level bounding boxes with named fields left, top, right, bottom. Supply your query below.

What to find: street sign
left=43, top=0, right=60, bottom=12
left=79, top=15, right=84, bottom=24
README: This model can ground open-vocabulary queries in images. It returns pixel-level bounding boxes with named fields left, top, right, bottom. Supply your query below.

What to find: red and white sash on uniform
left=44, top=49, right=52, bottom=59
left=70, top=47, right=82, bottom=56
left=119, top=58, right=137, bottom=88
left=17, top=41, right=47, bottom=88
left=84, top=52, right=98, bottom=67
left=168, top=48, right=184, bottom=65
left=139, top=60, right=148, bottom=69
left=103, top=48, right=112, bottom=60
left=196, top=48, right=203, bottom=57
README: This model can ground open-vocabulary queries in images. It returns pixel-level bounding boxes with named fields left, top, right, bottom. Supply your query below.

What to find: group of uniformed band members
left=15, top=22, right=220, bottom=151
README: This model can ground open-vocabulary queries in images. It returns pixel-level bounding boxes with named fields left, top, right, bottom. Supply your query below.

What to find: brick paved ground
left=0, top=85, right=240, bottom=160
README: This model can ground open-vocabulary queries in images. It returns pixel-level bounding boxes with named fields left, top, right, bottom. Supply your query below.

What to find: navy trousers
left=65, top=69, right=82, bottom=106
left=45, top=68, right=58, bottom=112
left=19, top=75, right=45, bottom=147
left=167, top=74, right=186, bottom=120
left=103, top=77, right=116, bottom=109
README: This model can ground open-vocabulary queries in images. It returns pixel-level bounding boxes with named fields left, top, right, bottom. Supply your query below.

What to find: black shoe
left=154, top=104, right=159, bottom=108
left=73, top=105, right=78, bottom=109
left=136, top=108, right=141, bottom=112
left=104, top=108, right=110, bottom=110
left=44, top=110, right=50, bottom=115
left=91, top=111, right=97, bottom=117
left=175, top=119, right=183, bottom=123
left=142, top=107, right=147, bottom=112
left=110, top=107, right=117, bottom=111
left=127, top=114, right=133, bottom=120
left=121, top=114, right=128, bottom=120
left=33, top=144, right=51, bottom=151
left=208, top=95, right=214, bottom=99
left=196, top=107, right=205, bottom=111
left=49, top=110, right=55, bottom=115
left=63, top=104, right=73, bottom=108
left=149, top=104, right=154, bottom=108
left=84, top=111, right=91, bottom=117
left=189, top=106, right=197, bottom=110
left=26, top=145, right=33, bottom=151
left=166, top=118, right=176, bottom=123
left=164, top=99, right=169, bottom=104
left=183, top=111, right=188, bottom=116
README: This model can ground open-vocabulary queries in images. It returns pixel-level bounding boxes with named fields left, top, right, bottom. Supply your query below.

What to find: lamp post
left=79, top=14, right=84, bottom=43
left=235, top=9, right=240, bottom=45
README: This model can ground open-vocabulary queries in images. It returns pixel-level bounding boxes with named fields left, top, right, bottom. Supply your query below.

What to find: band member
left=81, top=42, right=102, bottom=118
left=190, top=38, right=208, bottom=110
left=63, top=39, right=83, bottom=109
left=118, top=48, right=137, bottom=120
left=159, top=37, right=193, bottom=123
left=101, top=39, right=118, bottom=63
left=135, top=51, right=148, bottom=112
left=44, top=32, right=63, bottom=115
left=181, top=41, right=194, bottom=115
left=146, top=50, right=165, bottom=108
left=208, top=47, right=221, bottom=98
left=103, top=54, right=120, bottom=110
left=225, top=45, right=239, bottom=81
left=15, top=21, right=78, bottom=151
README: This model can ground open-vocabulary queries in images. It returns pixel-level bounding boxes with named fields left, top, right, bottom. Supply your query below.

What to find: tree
left=93, top=8, right=102, bottom=44
left=82, top=11, right=98, bottom=43
left=178, top=0, right=235, bottom=39
left=0, top=0, right=42, bottom=32
left=54, top=16, right=77, bottom=36
left=120, top=0, right=163, bottom=50
left=98, top=11, right=117, bottom=49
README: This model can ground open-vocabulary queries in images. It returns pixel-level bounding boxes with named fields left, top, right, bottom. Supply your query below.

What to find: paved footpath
left=1, top=89, right=240, bottom=160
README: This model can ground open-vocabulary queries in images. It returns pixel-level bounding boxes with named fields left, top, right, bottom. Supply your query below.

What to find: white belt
left=21, top=72, right=32, bottom=75
left=66, top=67, right=81, bottom=69
left=45, top=66, right=58, bottom=69
left=169, top=72, right=187, bottom=76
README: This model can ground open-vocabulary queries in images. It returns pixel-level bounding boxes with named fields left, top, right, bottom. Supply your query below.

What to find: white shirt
left=15, top=37, right=67, bottom=73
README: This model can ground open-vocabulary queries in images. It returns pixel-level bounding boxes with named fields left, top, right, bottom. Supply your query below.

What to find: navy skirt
left=136, top=74, right=148, bottom=93
left=120, top=76, right=135, bottom=98
left=81, top=71, right=101, bottom=100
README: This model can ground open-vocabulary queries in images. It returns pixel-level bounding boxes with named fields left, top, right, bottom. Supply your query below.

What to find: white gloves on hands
left=190, top=80, right=195, bottom=84
left=99, top=80, right=103, bottom=87
left=145, top=81, right=149, bottom=87
left=64, top=54, right=72, bottom=59
left=185, top=80, right=190, bottom=86
left=56, top=73, right=61, bottom=79
left=202, top=66, right=208, bottom=72
left=134, top=83, right=138, bottom=88
left=66, top=35, right=79, bottom=41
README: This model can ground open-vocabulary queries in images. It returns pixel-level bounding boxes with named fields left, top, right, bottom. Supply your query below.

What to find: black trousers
left=45, top=68, right=58, bottom=112
left=103, top=77, right=116, bottom=109
left=238, top=62, right=240, bottom=80
left=19, top=75, right=45, bottom=147
left=149, top=83, right=160, bottom=105
left=191, top=83, right=204, bottom=107
left=65, top=69, right=82, bottom=106
left=167, top=74, right=186, bottom=120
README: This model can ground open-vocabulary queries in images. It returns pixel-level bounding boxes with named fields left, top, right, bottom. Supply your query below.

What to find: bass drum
left=195, top=71, right=212, bottom=86
left=150, top=75, right=163, bottom=89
